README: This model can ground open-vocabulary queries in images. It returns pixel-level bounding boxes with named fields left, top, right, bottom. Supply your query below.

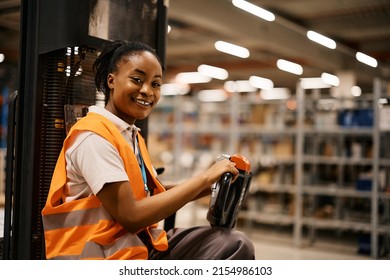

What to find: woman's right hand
left=202, top=158, right=239, bottom=187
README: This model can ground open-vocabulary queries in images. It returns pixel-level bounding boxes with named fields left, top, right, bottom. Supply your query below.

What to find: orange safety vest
left=42, top=112, right=168, bottom=260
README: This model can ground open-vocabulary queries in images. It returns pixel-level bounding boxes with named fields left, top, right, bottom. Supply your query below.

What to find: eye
left=131, top=77, right=143, bottom=84
left=152, top=81, right=161, bottom=88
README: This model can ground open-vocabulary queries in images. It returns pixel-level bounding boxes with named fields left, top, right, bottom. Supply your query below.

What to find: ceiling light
left=161, top=83, right=190, bottom=96
left=214, top=41, right=250, bottom=58
left=224, top=80, right=256, bottom=92
left=260, top=88, right=291, bottom=100
left=356, top=52, right=378, bottom=68
left=379, top=98, right=388, bottom=106
left=232, top=0, right=275, bottom=22
left=351, top=86, right=362, bottom=97
left=300, top=77, right=332, bottom=89
left=249, top=75, right=274, bottom=90
left=197, top=89, right=228, bottom=102
left=175, top=72, right=212, bottom=84
left=66, top=65, right=71, bottom=77
left=75, top=66, right=83, bottom=76
left=198, top=64, right=229, bottom=80
left=0, top=53, right=4, bottom=63
left=276, top=59, right=303, bottom=75
left=307, top=30, right=336, bottom=49
left=321, top=72, right=340, bottom=87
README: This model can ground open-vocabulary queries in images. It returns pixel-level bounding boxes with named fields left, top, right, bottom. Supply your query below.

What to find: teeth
left=135, top=99, right=151, bottom=106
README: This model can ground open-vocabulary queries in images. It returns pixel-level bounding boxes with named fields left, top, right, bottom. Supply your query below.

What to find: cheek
left=111, top=91, right=130, bottom=109
left=154, top=90, right=161, bottom=103
left=113, top=89, right=129, bottom=101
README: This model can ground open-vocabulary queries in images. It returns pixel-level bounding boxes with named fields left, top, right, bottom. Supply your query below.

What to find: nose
left=140, top=83, right=153, bottom=97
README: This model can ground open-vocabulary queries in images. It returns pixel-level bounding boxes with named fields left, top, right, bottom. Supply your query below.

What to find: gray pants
left=148, top=226, right=255, bottom=260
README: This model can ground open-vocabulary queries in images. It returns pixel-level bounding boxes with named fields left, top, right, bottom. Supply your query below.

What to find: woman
left=42, top=40, right=254, bottom=260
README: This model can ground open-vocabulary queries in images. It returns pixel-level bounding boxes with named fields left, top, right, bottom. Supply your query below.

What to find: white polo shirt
left=64, top=105, right=140, bottom=202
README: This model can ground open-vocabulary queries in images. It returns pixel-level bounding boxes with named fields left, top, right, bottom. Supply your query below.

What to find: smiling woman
left=104, top=50, right=163, bottom=123
left=41, top=40, right=254, bottom=260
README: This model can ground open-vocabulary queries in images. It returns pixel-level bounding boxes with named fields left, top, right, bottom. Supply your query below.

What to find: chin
left=138, top=113, right=151, bottom=120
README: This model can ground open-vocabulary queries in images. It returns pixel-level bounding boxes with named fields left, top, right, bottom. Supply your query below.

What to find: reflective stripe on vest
left=48, top=233, right=147, bottom=260
left=43, top=205, right=112, bottom=231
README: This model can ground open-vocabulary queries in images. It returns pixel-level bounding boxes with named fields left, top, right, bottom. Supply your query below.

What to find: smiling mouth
left=133, top=98, right=152, bottom=106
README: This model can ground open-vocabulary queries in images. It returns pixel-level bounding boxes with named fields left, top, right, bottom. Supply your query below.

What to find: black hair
left=93, top=40, right=162, bottom=97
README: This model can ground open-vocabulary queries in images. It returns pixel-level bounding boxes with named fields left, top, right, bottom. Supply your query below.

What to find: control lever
left=207, top=154, right=252, bottom=229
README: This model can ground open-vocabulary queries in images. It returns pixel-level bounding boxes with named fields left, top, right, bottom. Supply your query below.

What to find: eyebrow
left=134, top=68, right=162, bottom=79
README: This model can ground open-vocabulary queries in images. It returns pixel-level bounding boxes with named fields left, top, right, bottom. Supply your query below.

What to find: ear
left=107, top=73, right=115, bottom=89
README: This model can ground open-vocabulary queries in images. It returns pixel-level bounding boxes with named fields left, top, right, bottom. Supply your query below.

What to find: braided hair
left=93, top=40, right=162, bottom=99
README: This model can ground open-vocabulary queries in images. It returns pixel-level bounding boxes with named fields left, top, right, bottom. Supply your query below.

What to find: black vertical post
left=2, top=91, right=18, bottom=259
left=156, top=0, right=167, bottom=72
left=9, top=0, right=40, bottom=259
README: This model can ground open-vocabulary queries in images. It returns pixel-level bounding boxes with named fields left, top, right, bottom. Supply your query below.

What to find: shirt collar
left=88, top=105, right=140, bottom=134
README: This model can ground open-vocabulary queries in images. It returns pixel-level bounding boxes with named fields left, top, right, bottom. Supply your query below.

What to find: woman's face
left=106, top=51, right=163, bottom=124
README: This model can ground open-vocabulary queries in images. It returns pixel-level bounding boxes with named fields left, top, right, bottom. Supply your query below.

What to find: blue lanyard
left=135, top=136, right=149, bottom=195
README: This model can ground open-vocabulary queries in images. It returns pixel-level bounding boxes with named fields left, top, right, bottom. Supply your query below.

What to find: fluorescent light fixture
left=224, top=81, right=237, bottom=92
left=249, top=75, right=274, bottom=90
left=66, top=65, right=71, bottom=77
left=198, top=64, right=229, bottom=80
left=75, top=66, right=83, bottom=76
left=232, top=0, right=275, bottom=22
left=379, top=98, right=388, bottom=105
left=260, top=88, right=291, bottom=100
left=300, top=77, right=332, bottom=89
left=161, top=83, right=190, bottom=96
left=351, top=86, right=362, bottom=97
left=356, top=52, right=378, bottom=68
left=224, top=80, right=257, bottom=92
left=307, top=30, right=336, bottom=49
left=215, top=41, right=250, bottom=58
left=197, top=89, right=228, bottom=102
left=175, top=72, right=212, bottom=84
left=276, top=59, right=303, bottom=75
left=321, top=72, right=340, bottom=87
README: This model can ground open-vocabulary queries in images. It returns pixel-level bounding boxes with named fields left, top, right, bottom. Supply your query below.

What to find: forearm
left=98, top=158, right=237, bottom=233
left=140, top=174, right=212, bottom=221
left=98, top=174, right=211, bottom=233
left=162, top=183, right=211, bottom=199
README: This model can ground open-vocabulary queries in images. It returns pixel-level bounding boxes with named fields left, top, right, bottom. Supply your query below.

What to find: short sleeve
left=69, top=133, right=130, bottom=195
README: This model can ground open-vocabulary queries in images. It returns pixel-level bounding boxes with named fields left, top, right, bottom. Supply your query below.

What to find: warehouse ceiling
left=1, top=0, right=390, bottom=93
left=166, top=0, right=390, bottom=93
